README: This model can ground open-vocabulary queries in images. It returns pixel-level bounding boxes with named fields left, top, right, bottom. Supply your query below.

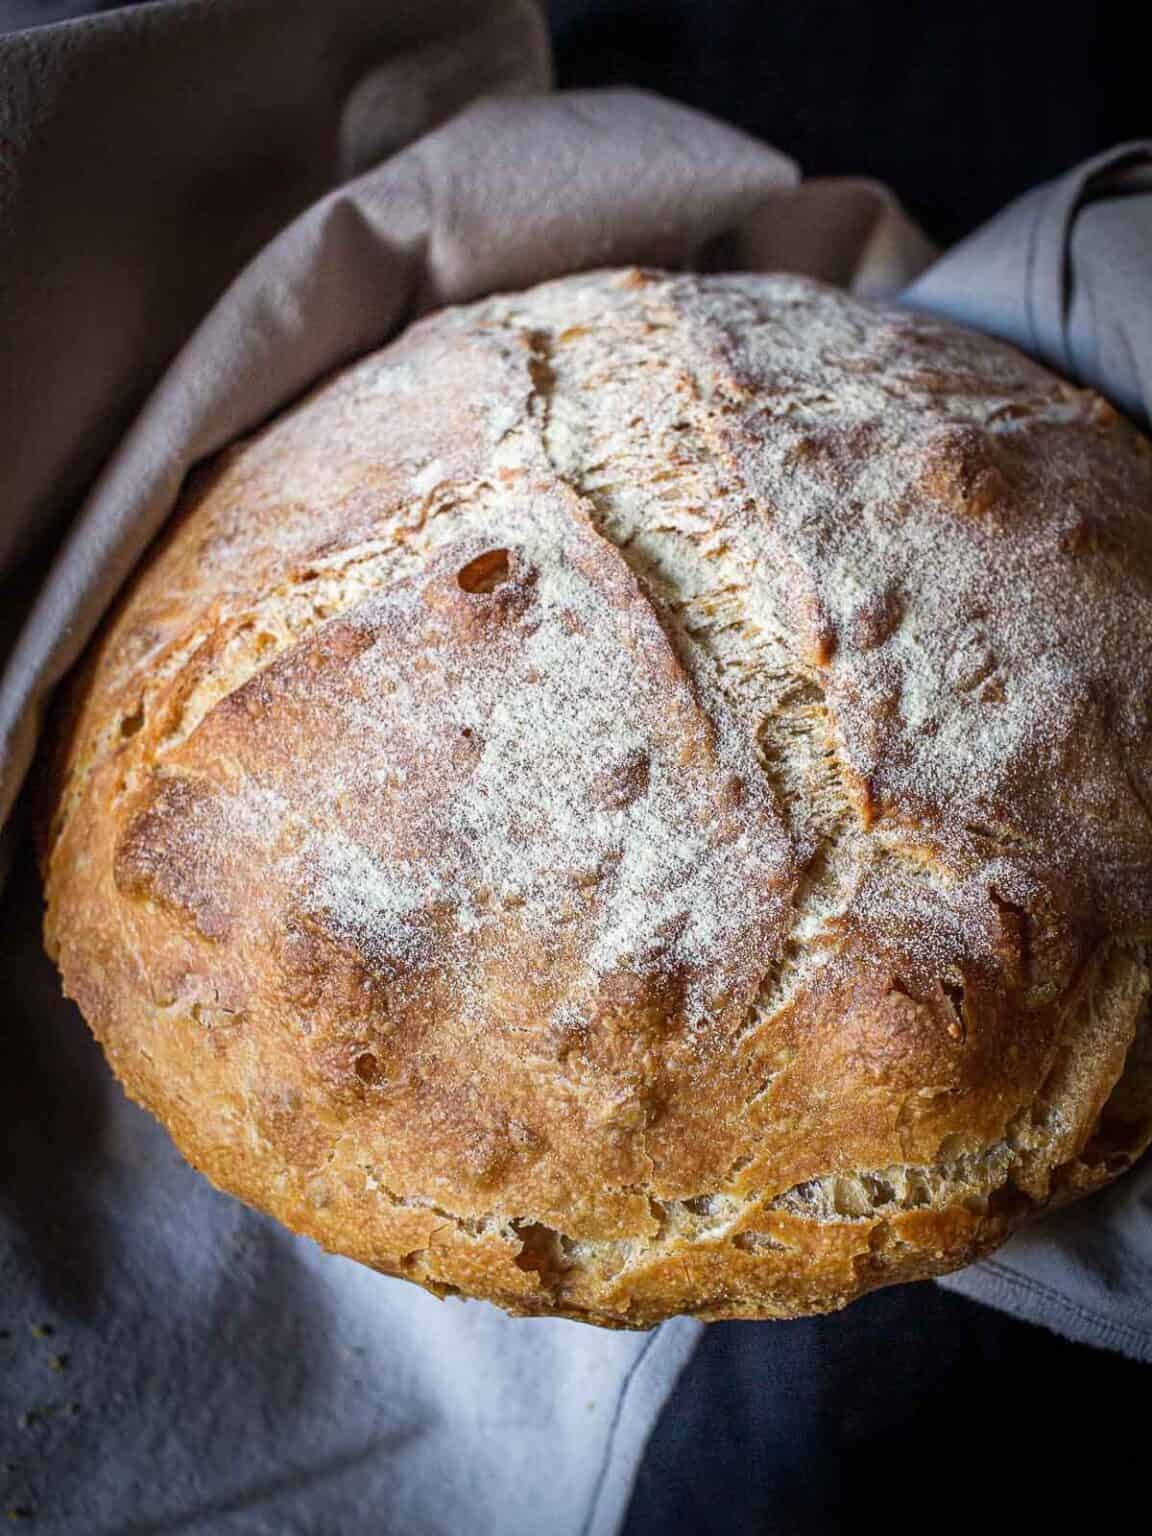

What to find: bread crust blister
left=44, top=270, right=1152, bottom=1325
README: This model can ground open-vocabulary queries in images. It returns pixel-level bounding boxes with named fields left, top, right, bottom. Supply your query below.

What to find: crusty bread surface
left=43, top=270, right=1152, bottom=1326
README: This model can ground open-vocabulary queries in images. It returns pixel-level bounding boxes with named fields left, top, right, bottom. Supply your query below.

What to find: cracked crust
left=43, top=270, right=1152, bottom=1326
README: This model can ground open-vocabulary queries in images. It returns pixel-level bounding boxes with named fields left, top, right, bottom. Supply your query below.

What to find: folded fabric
left=905, top=142, right=1152, bottom=425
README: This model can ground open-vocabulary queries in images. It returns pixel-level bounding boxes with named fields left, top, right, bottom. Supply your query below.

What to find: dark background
left=624, top=1281, right=1145, bottom=1535
left=549, top=0, right=1139, bottom=244
left=1, top=3, right=1146, bottom=1532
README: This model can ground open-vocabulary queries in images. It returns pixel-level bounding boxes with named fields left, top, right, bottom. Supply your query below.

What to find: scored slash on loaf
left=42, top=269, right=1152, bottom=1326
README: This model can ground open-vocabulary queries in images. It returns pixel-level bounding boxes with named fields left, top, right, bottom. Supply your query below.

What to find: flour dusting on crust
left=45, top=269, right=1152, bottom=1327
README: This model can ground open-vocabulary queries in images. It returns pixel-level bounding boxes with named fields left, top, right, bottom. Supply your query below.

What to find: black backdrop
left=551, top=0, right=1138, bottom=244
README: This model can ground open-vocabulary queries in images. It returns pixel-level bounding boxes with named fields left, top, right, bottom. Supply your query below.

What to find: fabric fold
left=905, top=140, right=1152, bottom=421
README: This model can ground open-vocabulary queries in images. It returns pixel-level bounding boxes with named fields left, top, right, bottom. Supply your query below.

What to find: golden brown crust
left=43, top=270, right=1152, bottom=1326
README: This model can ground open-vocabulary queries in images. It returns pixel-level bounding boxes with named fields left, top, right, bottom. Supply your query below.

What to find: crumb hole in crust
left=354, top=1051, right=380, bottom=1084
left=457, top=548, right=511, bottom=594
left=942, top=978, right=966, bottom=1039
left=683, top=1195, right=717, bottom=1217
left=119, top=703, right=145, bottom=738
left=732, top=1230, right=788, bottom=1253
left=511, top=1220, right=570, bottom=1287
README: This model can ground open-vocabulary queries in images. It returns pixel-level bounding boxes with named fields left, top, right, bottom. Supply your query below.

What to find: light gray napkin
left=905, top=142, right=1152, bottom=424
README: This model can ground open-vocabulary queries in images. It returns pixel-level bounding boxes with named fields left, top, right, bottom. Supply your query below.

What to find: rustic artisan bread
left=43, top=269, right=1152, bottom=1327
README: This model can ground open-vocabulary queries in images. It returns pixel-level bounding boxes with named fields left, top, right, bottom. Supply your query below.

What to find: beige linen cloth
left=0, top=2, right=1148, bottom=1530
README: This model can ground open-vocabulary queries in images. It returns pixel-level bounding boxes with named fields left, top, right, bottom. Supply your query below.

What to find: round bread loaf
left=44, top=270, right=1152, bottom=1326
